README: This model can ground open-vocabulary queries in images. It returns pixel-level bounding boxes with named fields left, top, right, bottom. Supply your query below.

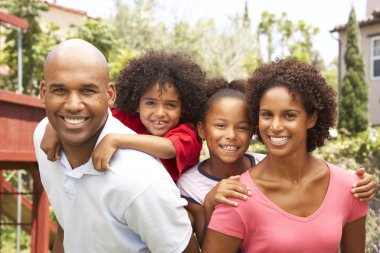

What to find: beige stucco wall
left=38, top=7, right=87, bottom=38
left=337, top=23, right=380, bottom=126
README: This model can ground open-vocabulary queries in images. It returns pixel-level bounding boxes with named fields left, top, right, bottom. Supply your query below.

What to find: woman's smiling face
left=258, top=86, right=317, bottom=157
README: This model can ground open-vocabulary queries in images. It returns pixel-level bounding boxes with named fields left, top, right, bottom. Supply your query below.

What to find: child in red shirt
left=41, top=49, right=207, bottom=181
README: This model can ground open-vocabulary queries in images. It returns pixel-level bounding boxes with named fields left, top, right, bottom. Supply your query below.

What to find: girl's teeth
left=153, top=120, right=166, bottom=125
left=270, top=136, right=289, bottom=144
left=222, top=145, right=237, bottom=151
left=64, top=118, right=85, bottom=125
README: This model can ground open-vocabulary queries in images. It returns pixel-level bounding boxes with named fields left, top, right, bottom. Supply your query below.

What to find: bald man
left=34, top=39, right=197, bottom=253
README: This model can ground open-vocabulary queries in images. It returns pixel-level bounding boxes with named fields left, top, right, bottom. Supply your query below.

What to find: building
left=39, top=0, right=98, bottom=37
left=331, top=0, right=380, bottom=126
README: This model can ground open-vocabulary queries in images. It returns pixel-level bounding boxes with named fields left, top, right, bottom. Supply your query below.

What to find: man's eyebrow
left=81, top=83, right=100, bottom=89
left=82, top=83, right=97, bottom=87
left=48, top=83, right=65, bottom=89
left=48, top=83, right=100, bottom=89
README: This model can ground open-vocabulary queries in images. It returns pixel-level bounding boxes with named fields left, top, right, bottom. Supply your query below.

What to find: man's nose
left=64, top=93, right=84, bottom=112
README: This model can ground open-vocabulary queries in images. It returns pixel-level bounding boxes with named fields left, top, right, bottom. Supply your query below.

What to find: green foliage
left=322, top=60, right=338, bottom=91
left=69, top=19, right=116, bottom=60
left=366, top=208, right=380, bottom=253
left=338, top=7, right=369, bottom=134
left=0, top=216, right=31, bottom=253
left=0, top=170, right=34, bottom=252
left=249, top=138, right=268, bottom=154
left=257, top=11, right=320, bottom=67
left=315, top=128, right=380, bottom=185
left=0, top=0, right=327, bottom=94
left=108, top=47, right=139, bottom=82
left=0, top=0, right=50, bottom=95
left=257, top=11, right=276, bottom=62
left=111, top=0, right=167, bottom=51
left=28, top=22, right=61, bottom=94
left=108, top=0, right=262, bottom=80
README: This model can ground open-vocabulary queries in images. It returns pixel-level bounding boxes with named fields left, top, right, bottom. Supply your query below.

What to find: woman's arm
left=92, top=133, right=176, bottom=171
left=202, top=229, right=241, bottom=253
left=340, top=216, right=366, bottom=253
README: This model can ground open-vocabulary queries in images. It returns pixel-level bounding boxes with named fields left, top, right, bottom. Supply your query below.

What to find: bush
left=314, top=127, right=380, bottom=252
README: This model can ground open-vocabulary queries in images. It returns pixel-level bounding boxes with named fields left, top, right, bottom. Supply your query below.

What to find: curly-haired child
left=41, top=49, right=207, bottom=181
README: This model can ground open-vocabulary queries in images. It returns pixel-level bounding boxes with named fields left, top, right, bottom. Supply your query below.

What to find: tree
left=256, top=11, right=320, bottom=66
left=111, top=0, right=167, bottom=51
left=277, top=12, right=294, bottom=56
left=257, top=11, right=276, bottom=62
left=338, top=7, right=368, bottom=134
left=288, top=20, right=319, bottom=64
left=69, top=18, right=116, bottom=60
left=0, top=0, right=51, bottom=95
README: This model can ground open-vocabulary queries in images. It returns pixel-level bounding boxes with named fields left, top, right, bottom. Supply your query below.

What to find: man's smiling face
left=40, top=41, right=115, bottom=149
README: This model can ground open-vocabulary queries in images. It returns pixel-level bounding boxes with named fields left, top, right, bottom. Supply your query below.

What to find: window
left=371, top=36, right=380, bottom=79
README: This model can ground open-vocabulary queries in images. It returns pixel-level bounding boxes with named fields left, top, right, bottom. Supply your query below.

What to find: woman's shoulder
left=324, top=161, right=359, bottom=187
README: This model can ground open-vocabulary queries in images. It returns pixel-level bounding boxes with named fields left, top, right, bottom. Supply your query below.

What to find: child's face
left=198, top=97, right=251, bottom=164
left=258, top=86, right=317, bottom=157
left=138, top=82, right=182, bottom=136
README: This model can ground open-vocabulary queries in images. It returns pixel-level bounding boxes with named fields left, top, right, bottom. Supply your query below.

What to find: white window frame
left=370, top=36, right=380, bottom=80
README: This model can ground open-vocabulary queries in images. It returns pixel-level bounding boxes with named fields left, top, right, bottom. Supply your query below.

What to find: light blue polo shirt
left=34, top=111, right=192, bottom=253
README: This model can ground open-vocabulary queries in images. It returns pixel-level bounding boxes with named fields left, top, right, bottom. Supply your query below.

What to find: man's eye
left=53, top=88, right=66, bottom=94
left=82, top=89, right=95, bottom=93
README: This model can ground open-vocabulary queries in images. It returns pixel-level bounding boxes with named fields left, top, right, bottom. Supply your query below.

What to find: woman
left=202, top=59, right=368, bottom=253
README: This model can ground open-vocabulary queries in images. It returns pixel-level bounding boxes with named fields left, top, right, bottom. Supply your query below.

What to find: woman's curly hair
left=247, top=59, right=337, bottom=152
left=115, top=49, right=207, bottom=124
left=201, top=77, right=249, bottom=122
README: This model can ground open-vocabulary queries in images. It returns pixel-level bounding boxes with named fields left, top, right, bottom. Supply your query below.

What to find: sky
left=54, top=0, right=368, bottom=64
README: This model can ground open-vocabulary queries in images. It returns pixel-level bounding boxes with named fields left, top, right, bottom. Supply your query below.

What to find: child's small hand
left=351, top=168, right=377, bottom=201
left=204, top=175, right=252, bottom=209
left=92, top=134, right=119, bottom=171
left=40, top=123, right=61, bottom=161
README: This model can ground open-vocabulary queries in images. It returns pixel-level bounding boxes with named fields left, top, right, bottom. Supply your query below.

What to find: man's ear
left=307, top=111, right=318, bottom=129
left=197, top=121, right=205, bottom=139
left=39, top=81, right=47, bottom=104
left=107, top=82, right=116, bottom=106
